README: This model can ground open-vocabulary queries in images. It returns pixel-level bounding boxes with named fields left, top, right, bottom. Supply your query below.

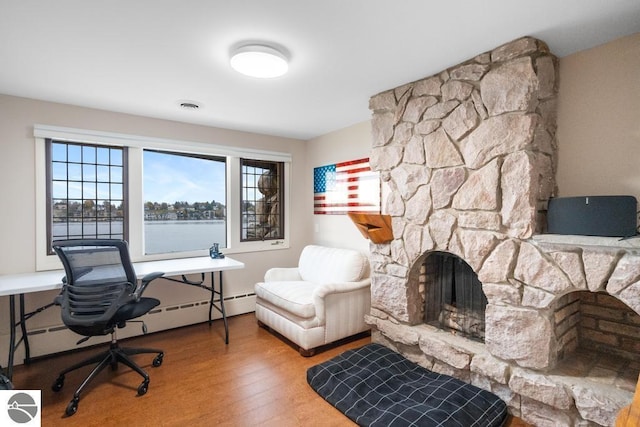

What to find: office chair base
left=52, top=342, right=163, bottom=416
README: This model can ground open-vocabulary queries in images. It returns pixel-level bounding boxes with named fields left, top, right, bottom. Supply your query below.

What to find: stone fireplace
left=365, top=36, right=640, bottom=426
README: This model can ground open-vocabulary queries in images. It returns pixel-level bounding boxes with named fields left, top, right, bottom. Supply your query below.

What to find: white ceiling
left=1, top=1, right=639, bottom=140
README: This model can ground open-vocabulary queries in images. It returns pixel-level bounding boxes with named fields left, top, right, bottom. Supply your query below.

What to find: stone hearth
left=365, top=37, right=639, bottom=426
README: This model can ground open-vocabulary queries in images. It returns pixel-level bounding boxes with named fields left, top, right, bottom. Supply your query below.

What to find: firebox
left=424, top=252, right=487, bottom=342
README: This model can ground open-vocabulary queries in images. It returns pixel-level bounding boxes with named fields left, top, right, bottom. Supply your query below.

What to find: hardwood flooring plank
left=10, top=313, right=529, bottom=426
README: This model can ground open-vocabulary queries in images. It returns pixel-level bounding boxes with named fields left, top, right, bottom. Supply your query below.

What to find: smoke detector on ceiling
left=178, top=101, right=201, bottom=110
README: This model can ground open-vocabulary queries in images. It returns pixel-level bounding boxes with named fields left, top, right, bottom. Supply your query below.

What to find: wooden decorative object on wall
left=348, top=213, right=393, bottom=244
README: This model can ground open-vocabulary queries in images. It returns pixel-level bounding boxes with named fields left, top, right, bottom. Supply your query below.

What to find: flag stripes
left=313, top=158, right=380, bottom=215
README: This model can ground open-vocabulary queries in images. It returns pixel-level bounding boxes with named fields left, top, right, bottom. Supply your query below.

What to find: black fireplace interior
left=425, top=252, right=488, bottom=342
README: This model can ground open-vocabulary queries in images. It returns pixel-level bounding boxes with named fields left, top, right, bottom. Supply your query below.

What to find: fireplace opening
left=550, top=291, right=640, bottom=394
left=424, top=252, right=488, bottom=342
left=554, top=291, right=640, bottom=364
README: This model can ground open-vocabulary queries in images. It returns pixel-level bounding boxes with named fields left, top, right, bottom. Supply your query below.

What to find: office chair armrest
left=53, top=276, right=68, bottom=306
left=134, top=271, right=165, bottom=300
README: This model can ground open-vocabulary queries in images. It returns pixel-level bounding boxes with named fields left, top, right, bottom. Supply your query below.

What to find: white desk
left=0, top=256, right=244, bottom=379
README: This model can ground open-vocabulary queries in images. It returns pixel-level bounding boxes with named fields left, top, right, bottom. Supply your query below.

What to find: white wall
left=305, top=121, right=374, bottom=253
left=0, top=94, right=312, bottom=361
left=556, top=32, right=640, bottom=201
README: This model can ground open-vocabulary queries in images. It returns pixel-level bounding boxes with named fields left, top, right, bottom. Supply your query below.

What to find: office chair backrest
left=52, top=239, right=138, bottom=334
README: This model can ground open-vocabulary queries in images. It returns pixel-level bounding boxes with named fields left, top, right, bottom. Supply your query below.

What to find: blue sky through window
left=143, top=150, right=226, bottom=205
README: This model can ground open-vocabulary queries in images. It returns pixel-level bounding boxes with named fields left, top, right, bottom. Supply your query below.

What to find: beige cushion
left=298, top=245, right=367, bottom=284
left=255, top=280, right=318, bottom=319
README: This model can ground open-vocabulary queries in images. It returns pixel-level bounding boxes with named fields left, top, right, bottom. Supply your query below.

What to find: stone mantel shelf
left=533, top=234, right=640, bottom=251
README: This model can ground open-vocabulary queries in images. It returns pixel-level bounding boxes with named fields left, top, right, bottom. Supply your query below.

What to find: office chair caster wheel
left=65, top=398, right=78, bottom=416
left=52, top=375, right=64, bottom=392
left=138, top=380, right=149, bottom=396
left=152, top=353, right=163, bottom=367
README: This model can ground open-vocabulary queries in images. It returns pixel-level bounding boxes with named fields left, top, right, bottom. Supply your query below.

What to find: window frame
left=142, top=148, right=227, bottom=256
left=240, top=158, right=285, bottom=243
left=46, top=139, right=129, bottom=254
left=35, top=124, right=291, bottom=271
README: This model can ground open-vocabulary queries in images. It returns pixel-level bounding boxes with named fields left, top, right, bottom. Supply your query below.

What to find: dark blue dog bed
left=307, top=343, right=507, bottom=427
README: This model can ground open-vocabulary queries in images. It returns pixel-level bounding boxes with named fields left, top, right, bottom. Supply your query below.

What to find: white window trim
left=34, top=124, right=291, bottom=271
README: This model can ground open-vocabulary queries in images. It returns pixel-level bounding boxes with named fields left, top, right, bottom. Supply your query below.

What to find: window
left=143, top=150, right=226, bottom=255
left=47, top=139, right=127, bottom=253
left=35, top=125, right=291, bottom=270
left=241, top=159, right=284, bottom=241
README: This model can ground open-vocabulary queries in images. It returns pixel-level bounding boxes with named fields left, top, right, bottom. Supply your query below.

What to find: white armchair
left=254, top=245, right=371, bottom=356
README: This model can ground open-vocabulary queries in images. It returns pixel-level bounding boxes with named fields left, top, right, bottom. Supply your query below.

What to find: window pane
left=110, top=166, right=123, bottom=183
left=52, top=162, right=67, bottom=180
left=96, top=147, right=110, bottom=164
left=82, top=145, right=96, bottom=163
left=97, top=183, right=110, bottom=199
left=241, top=159, right=284, bottom=241
left=68, top=145, right=81, bottom=163
left=83, top=220, right=96, bottom=235
left=83, top=164, right=96, bottom=181
left=82, top=182, right=96, bottom=199
left=110, top=148, right=123, bottom=166
left=52, top=143, right=67, bottom=162
left=46, top=140, right=127, bottom=251
left=143, top=150, right=226, bottom=255
left=52, top=182, right=67, bottom=199
left=110, top=183, right=123, bottom=199
left=68, top=183, right=82, bottom=199
left=68, top=163, right=82, bottom=181
left=96, top=165, right=110, bottom=182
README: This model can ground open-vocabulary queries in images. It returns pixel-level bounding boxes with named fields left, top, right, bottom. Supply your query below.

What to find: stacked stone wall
left=365, top=36, right=640, bottom=426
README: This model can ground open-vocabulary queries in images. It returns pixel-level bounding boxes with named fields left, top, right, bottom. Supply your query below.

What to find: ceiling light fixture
left=230, top=44, right=289, bottom=78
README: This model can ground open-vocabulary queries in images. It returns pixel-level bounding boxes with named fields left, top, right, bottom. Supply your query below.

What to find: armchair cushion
left=298, top=245, right=368, bottom=284
left=256, top=281, right=317, bottom=319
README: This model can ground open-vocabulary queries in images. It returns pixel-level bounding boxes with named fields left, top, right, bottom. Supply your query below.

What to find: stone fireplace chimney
left=365, top=37, right=640, bottom=426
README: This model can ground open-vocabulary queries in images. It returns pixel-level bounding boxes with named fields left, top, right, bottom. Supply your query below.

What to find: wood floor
left=11, top=313, right=531, bottom=426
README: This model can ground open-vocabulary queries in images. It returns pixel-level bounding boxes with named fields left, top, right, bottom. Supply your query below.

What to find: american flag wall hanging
left=313, top=157, right=381, bottom=215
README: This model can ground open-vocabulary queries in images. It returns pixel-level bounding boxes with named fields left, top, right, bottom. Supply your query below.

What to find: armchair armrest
left=264, top=267, right=302, bottom=282
left=313, top=278, right=371, bottom=299
left=134, top=271, right=165, bottom=300
left=312, top=278, right=371, bottom=323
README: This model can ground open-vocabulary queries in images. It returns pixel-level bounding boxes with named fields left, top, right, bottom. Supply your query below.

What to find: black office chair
left=51, top=239, right=165, bottom=416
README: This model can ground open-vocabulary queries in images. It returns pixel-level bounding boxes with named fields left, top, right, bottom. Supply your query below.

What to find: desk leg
left=219, top=272, right=228, bottom=345
left=3, top=294, right=52, bottom=380
left=19, top=294, right=30, bottom=364
left=207, top=272, right=214, bottom=325
left=163, top=271, right=229, bottom=345
left=7, top=295, right=16, bottom=380
left=208, top=271, right=228, bottom=345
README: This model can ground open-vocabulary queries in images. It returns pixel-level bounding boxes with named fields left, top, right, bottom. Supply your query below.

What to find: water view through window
left=49, top=140, right=127, bottom=248
left=143, top=150, right=226, bottom=255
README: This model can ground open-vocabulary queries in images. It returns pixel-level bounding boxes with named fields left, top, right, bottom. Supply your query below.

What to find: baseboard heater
left=23, top=293, right=256, bottom=360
